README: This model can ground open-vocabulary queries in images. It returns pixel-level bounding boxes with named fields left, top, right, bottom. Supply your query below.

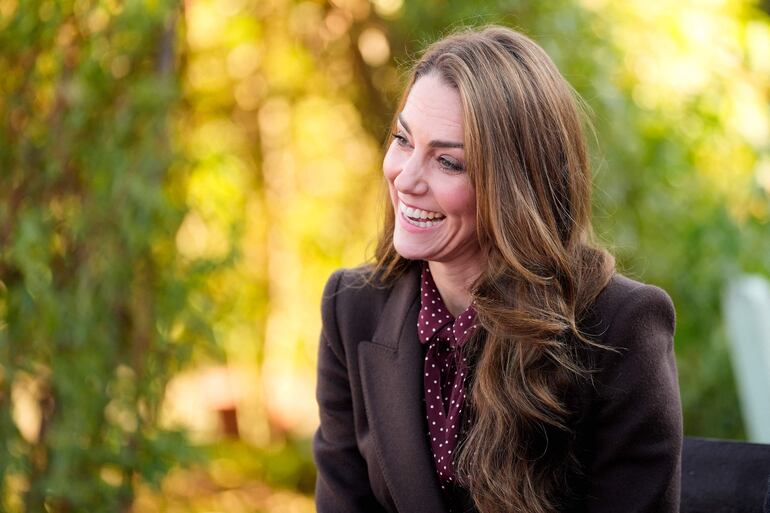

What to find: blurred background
left=1, top=0, right=769, bottom=511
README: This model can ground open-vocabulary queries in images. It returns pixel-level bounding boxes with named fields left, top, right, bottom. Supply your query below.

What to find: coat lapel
left=359, top=265, right=448, bottom=513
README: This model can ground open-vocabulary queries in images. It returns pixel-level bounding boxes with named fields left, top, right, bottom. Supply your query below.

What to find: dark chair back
left=682, top=437, right=770, bottom=513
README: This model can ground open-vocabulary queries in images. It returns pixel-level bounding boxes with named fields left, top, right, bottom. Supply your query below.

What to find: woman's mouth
left=399, top=202, right=446, bottom=228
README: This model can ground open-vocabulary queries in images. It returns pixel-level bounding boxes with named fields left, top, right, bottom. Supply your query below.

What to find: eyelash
left=391, top=132, right=409, bottom=147
left=390, top=132, right=465, bottom=173
left=438, top=156, right=464, bottom=172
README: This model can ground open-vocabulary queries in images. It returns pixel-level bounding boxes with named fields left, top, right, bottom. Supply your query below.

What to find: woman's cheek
left=431, top=178, right=472, bottom=214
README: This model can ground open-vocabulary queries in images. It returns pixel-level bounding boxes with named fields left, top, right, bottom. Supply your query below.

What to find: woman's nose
left=393, top=154, right=428, bottom=195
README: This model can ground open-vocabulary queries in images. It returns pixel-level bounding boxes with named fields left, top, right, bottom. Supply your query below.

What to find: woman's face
left=383, top=73, right=482, bottom=268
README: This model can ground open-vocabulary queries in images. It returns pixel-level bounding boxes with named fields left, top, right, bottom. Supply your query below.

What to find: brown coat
left=313, top=263, right=682, bottom=513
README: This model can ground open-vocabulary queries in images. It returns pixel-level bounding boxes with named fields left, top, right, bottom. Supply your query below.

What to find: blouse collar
left=417, top=262, right=477, bottom=349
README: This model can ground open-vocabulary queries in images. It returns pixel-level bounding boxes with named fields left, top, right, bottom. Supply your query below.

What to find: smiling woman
left=313, top=25, right=682, bottom=513
left=383, top=74, right=482, bottom=315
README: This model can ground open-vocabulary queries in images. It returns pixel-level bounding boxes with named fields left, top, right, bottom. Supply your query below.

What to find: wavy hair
left=373, top=26, right=616, bottom=513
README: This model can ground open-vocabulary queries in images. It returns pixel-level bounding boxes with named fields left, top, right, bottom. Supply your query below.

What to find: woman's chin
left=392, top=240, right=429, bottom=262
left=393, top=248, right=424, bottom=261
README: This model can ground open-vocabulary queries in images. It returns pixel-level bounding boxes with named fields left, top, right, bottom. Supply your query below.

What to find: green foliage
left=0, top=1, right=216, bottom=511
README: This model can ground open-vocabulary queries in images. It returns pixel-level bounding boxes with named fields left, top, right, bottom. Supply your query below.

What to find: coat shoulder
left=594, top=273, right=674, bottom=316
left=575, top=273, right=682, bottom=511
left=583, top=272, right=676, bottom=345
left=321, top=264, right=392, bottom=312
left=320, top=263, right=402, bottom=349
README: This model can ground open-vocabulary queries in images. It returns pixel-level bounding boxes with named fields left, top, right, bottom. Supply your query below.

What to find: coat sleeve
left=585, top=284, right=683, bottom=513
left=313, top=270, right=388, bottom=513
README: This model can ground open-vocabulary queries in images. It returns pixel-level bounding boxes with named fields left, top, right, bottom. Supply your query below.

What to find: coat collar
left=358, top=262, right=448, bottom=513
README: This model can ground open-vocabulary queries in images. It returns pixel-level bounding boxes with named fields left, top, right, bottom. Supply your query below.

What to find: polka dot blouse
left=418, top=262, right=478, bottom=505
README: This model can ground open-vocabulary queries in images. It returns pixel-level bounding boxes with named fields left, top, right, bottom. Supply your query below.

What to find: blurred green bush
left=0, top=1, right=217, bottom=511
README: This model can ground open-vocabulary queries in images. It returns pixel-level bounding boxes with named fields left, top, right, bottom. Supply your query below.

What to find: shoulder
left=583, top=272, right=676, bottom=349
left=594, top=273, right=675, bottom=321
left=574, top=273, right=682, bottom=510
left=321, top=263, right=392, bottom=315
left=580, top=272, right=678, bottom=402
left=320, top=263, right=408, bottom=346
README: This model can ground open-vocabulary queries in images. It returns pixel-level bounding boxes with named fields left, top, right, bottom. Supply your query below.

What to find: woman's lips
left=398, top=207, right=446, bottom=232
left=398, top=201, right=446, bottom=228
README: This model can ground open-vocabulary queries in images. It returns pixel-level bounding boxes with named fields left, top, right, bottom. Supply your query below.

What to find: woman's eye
left=391, top=132, right=410, bottom=147
left=438, top=156, right=464, bottom=172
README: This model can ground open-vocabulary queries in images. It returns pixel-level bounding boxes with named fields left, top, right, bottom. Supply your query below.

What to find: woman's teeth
left=399, top=202, right=445, bottom=228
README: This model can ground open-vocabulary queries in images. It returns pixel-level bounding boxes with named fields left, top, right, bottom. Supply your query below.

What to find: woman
left=313, top=26, right=682, bottom=513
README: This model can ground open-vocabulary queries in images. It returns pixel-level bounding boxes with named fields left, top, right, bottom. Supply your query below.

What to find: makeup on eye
left=438, top=156, right=464, bottom=172
left=391, top=131, right=410, bottom=147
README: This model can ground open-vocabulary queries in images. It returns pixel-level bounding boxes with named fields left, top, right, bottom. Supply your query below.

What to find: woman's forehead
left=400, top=74, right=464, bottom=139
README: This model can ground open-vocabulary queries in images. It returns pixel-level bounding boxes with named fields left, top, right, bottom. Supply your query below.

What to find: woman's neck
left=428, top=258, right=484, bottom=317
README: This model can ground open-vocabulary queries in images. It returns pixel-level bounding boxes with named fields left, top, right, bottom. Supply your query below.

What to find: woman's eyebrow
left=398, top=113, right=464, bottom=149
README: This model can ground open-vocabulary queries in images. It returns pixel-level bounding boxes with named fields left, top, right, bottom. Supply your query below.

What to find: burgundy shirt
left=418, top=262, right=478, bottom=508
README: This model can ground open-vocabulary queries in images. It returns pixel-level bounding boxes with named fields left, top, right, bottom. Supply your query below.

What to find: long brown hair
left=373, top=26, right=616, bottom=513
